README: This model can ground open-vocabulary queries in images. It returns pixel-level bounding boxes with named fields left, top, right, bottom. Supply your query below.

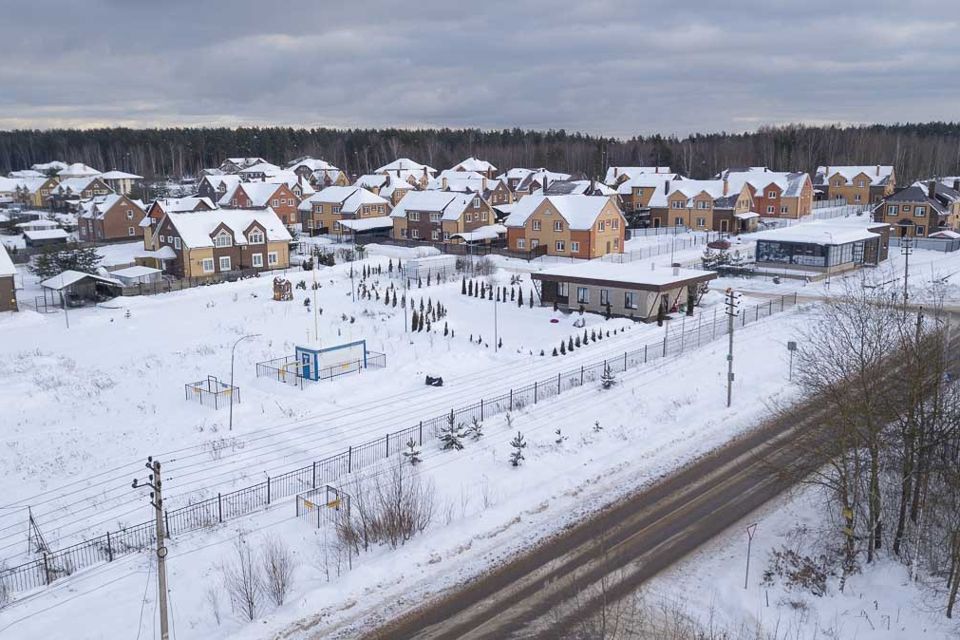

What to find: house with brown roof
left=874, top=181, right=960, bottom=238
left=717, top=168, right=813, bottom=219
left=504, top=194, right=625, bottom=259
left=48, top=177, right=113, bottom=211
left=648, top=180, right=754, bottom=232
left=814, top=165, right=895, bottom=204
left=78, top=194, right=147, bottom=242
left=450, top=157, right=498, bottom=178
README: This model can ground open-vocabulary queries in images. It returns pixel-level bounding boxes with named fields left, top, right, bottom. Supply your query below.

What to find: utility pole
left=901, top=233, right=913, bottom=306
left=229, top=334, right=259, bottom=431
left=724, top=288, right=741, bottom=408
left=133, top=457, right=170, bottom=640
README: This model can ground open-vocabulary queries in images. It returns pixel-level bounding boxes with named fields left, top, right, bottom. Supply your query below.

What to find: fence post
left=267, top=477, right=271, bottom=505
left=418, top=421, right=423, bottom=445
left=43, top=552, right=51, bottom=585
left=756, top=305, right=759, bottom=322
left=580, top=366, right=584, bottom=385
left=106, top=531, right=113, bottom=562
left=480, top=399, right=484, bottom=421
left=509, top=389, right=513, bottom=411
left=348, top=446, right=352, bottom=472
left=680, top=316, right=686, bottom=353
left=644, top=344, right=648, bottom=363
left=312, top=462, right=317, bottom=488
left=385, top=433, right=389, bottom=457
left=218, top=493, right=223, bottom=522
left=623, top=352, right=627, bottom=371
left=164, top=510, right=171, bottom=538
left=534, top=381, right=538, bottom=404
left=713, top=308, right=718, bottom=339
left=557, top=372, right=561, bottom=394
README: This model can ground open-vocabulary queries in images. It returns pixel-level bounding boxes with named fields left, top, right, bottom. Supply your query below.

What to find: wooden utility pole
left=133, top=457, right=170, bottom=640
left=724, top=288, right=741, bottom=408
left=901, top=234, right=913, bottom=306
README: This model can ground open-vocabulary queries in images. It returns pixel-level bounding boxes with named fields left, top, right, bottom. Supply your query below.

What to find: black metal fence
left=0, top=293, right=797, bottom=597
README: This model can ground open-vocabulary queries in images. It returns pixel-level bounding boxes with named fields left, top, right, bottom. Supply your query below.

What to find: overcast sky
left=1, top=0, right=957, bottom=137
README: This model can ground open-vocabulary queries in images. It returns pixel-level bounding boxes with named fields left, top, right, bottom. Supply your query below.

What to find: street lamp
left=823, top=231, right=834, bottom=289
left=229, top=333, right=260, bottom=431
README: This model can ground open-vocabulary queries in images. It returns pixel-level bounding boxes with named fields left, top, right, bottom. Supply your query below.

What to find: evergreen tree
left=575, top=335, right=581, bottom=348
left=498, top=337, right=503, bottom=349
left=443, top=321, right=449, bottom=336
left=418, top=276, right=422, bottom=288
left=530, top=291, right=534, bottom=308
left=462, top=277, right=467, bottom=295
left=583, top=329, right=589, bottom=344
left=518, top=288, right=524, bottom=307
left=468, top=280, right=474, bottom=296
left=388, top=258, right=394, bottom=273
left=601, top=363, right=617, bottom=389
left=496, top=288, right=501, bottom=302
left=509, top=432, right=526, bottom=467
left=480, top=286, right=486, bottom=299
left=511, top=288, right=516, bottom=301
left=552, top=347, right=558, bottom=356
left=392, top=292, right=397, bottom=308
left=418, top=312, right=425, bottom=332
left=403, top=438, right=422, bottom=465
left=427, top=272, right=432, bottom=286
left=411, top=309, right=419, bottom=332
left=568, top=337, right=575, bottom=351
left=439, top=412, right=465, bottom=451
left=467, top=416, right=483, bottom=441
left=560, top=342, right=566, bottom=355
left=591, top=329, right=597, bottom=342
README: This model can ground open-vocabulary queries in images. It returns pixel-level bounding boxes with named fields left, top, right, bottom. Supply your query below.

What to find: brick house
left=501, top=169, right=571, bottom=198
left=142, top=197, right=218, bottom=246
left=197, top=175, right=242, bottom=203
left=648, top=180, right=754, bottom=232
left=48, top=177, right=113, bottom=211
left=390, top=191, right=495, bottom=243
left=874, top=181, right=960, bottom=238
left=504, top=194, right=625, bottom=259
left=77, top=194, right=147, bottom=242
left=219, top=182, right=300, bottom=228
left=298, top=186, right=391, bottom=235
left=718, top=169, right=813, bottom=219
left=450, top=157, right=498, bottom=178
left=615, top=174, right=678, bottom=227
left=428, top=171, right=514, bottom=206
left=142, top=209, right=291, bottom=278
left=286, top=157, right=338, bottom=180
left=603, top=166, right=673, bottom=187
left=814, top=165, right=895, bottom=205
left=219, top=157, right=267, bottom=173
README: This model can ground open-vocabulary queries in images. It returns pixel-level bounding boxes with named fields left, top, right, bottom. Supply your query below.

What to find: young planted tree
left=509, top=432, right=527, bottom=467
left=403, top=437, right=422, bottom=465
left=439, top=412, right=465, bottom=451
left=600, top=363, right=617, bottom=390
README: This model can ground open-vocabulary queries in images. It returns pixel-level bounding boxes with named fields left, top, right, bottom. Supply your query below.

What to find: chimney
left=672, top=266, right=680, bottom=276
left=664, top=179, right=670, bottom=194
left=543, top=175, right=549, bottom=192
left=722, top=178, right=729, bottom=196
left=442, top=176, right=448, bottom=190
left=589, top=178, right=595, bottom=194
left=481, top=177, right=488, bottom=192
left=929, top=180, right=937, bottom=200
left=876, top=165, right=881, bottom=176
left=614, top=167, right=619, bottom=178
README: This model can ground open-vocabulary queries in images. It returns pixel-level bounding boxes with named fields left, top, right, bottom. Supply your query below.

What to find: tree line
left=2, top=122, right=960, bottom=184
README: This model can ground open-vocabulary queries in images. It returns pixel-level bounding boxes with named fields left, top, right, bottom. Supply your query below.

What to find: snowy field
left=0, top=299, right=810, bottom=639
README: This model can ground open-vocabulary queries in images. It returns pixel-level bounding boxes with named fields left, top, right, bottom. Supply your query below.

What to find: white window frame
left=559, top=282, right=569, bottom=296
left=173, top=237, right=181, bottom=250
left=201, top=258, right=215, bottom=273
left=431, top=230, right=439, bottom=240
left=624, top=291, right=637, bottom=309
left=555, top=240, right=565, bottom=252
left=213, top=231, right=232, bottom=248
left=600, top=289, right=610, bottom=306
left=409, top=211, right=420, bottom=222
left=128, top=226, right=135, bottom=236
left=766, top=205, right=775, bottom=213
left=571, top=241, right=580, bottom=253
left=576, top=286, right=589, bottom=304
left=126, top=209, right=134, bottom=219
left=272, top=199, right=279, bottom=207
left=532, top=220, right=541, bottom=231
left=887, top=205, right=898, bottom=216
left=252, top=253, right=264, bottom=267
left=914, top=206, right=926, bottom=218
left=268, top=252, right=278, bottom=265
left=218, top=256, right=232, bottom=271
left=696, top=217, right=706, bottom=227
left=517, top=238, right=526, bottom=249
left=248, top=230, right=264, bottom=244
left=767, top=191, right=776, bottom=199
left=553, top=220, right=563, bottom=232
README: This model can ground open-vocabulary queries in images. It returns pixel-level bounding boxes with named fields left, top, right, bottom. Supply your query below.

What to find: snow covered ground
left=645, top=484, right=960, bottom=639
left=0, top=298, right=809, bottom=639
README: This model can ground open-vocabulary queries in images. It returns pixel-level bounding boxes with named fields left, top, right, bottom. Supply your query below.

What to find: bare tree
left=220, top=535, right=263, bottom=622
left=261, top=537, right=296, bottom=607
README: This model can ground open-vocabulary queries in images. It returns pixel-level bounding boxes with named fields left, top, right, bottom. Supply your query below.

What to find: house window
left=915, top=206, right=926, bottom=218
left=571, top=241, right=580, bottom=253
left=268, top=252, right=278, bottom=265
left=672, top=200, right=684, bottom=209
left=597, top=220, right=605, bottom=232
left=612, top=219, right=620, bottom=230
left=857, top=180, right=865, bottom=187
left=576, top=286, right=589, bottom=304
left=400, top=228, right=408, bottom=238
left=443, top=232, right=450, bottom=241
left=887, top=205, right=898, bottom=216
left=916, top=225, right=926, bottom=236
left=780, top=206, right=789, bottom=214
left=126, top=209, right=134, bottom=219
left=624, top=291, right=638, bottom=309
left=481, top=212, right=488, bottom=221
left=412, top=229, right=420, bottom=239
left=600, top=289, right=610, bottom=306
left=332, top=205, right=341, bottom=213
left=128, top=226, right=135, bottom=236
left=430, top=212, right=441, bottom=223
left=248, top=231, right=264, bottom=244
left=696, top=201, right=708, bottom=210
left=532, top=220, right=541, bottom=231
left=554, top=220, right=563, bottom=232
left=903, top=205, right=912, bottom=212
left=696, top=217, right=706, bottom=227
left=219, top=256, right=232, bottom=271
left=431, top=230, right=439, bottom=240
left=766, top=205, right=775, bottom=213
left=201, top=258, right=214, bottom=273
left=213, top=232, right=232, bottom=247
left=531, top=239, right=539, bottom=249
left=517, top=238, right=526, bottom=249
left=767, top=191, right=776, bottom=199
left=252, top=253, right=263, bottom=267
left=854, top=194, right=862, bottom=202
left=174, top=237, right=181, bottom=250
left=409, top=211, right=420, bottom=221
left=555, top=240, right=565, bottom=252
left=559, top=283, right=568, bottom=297
left=272, top=199, right=279, bottom=207
left=613, top=238, right=619, bottom=249
left=674, top=217, right=685, bottom=226
left=473, top=197, right=480, bottom=207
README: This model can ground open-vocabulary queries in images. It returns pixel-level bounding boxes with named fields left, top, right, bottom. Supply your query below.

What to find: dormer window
left=248, top=230, right=265, bottom=244
left=213, top=231, right=232, bottom=247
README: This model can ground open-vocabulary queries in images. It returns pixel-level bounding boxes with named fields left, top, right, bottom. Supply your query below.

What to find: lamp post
left=823, top=231, right=834, bottom=289
left=229, top=333, right=260, bottom=431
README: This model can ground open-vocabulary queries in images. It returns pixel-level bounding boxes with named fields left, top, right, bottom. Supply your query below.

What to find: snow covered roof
left=451, top=224, right=507, bottom=242
left=376, top=158, right=436, bottom=174
left=41, top=270, right=121, bottom=290
left=754, top=221, right=884, bottom=245
left=138, top=245, right=177, bottom=259
left=355, top=174, right=388, bottom=189
left=452, top=157, right=497, bottom=173
left=298, top=186, right=388, bottom=213
left=336, top=216, right=394, bottom=232
left=238, top=162, right=282, bottom=175
left=31, top=161, right=67, bottom=173
left=11, top=176, right=54, bottom=194
left=152, top=197, right=216, bottom=214
left=219, top=182, right=288, bottom=208
left=604, top=166, right=672, bottom=185
left=514, top=169, right=571, bottom=193
left=535, top=180, right=615, bottom=197
left=16, top=219, right=58, bottom=229
left=100, top=170, right=143, bottom=180
left=615, top=173, right=677, bottom=195
left=735, top=211, right=761, bottom=220
left=201, top=174, right=242, bottom=190
left=721, top=171, right=809, bottom=198
left=0, top=242, right=15, bottom=277
left=24, top=229, right=69, bottom=240
left=109, top=265, right=161, bottom=278
left=533, top=262, right=716, bottom=290
left=223, top=157, right=266, bottom=169
left=929, top=230, right=960, bottom=239
left=390, top=191, right=458, bottom=216
left=503, top=194, right=621, bottom=230
left=79, top=194, right=143, bottom=220
left=815, top=165, right=894, bottom=186
left=57, top=163, right=101, bottom=178
left=287, top=157, right=338, bottom=172
left=163, top=209, right=292, bottom=248
left=52, top=177, right=106, bottom=195
left=8, top=169, right=45, bottom=179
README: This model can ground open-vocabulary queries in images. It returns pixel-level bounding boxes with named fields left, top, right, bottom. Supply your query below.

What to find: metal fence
left=890, top=236, right=960, bottom=253
left=184, top=376, right=240, bottom=410
left=601, top=233, right=721, bottom=264
left=0, top=293, right=797, bottom=597
left=256, top=352, right=386, bottom=387
left=296, top=485, right=351, bottom=529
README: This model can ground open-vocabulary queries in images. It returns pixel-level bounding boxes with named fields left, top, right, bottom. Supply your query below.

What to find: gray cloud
left=1, top=0, right=958, bottom=136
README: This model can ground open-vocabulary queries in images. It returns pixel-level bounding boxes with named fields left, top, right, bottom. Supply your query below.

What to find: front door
left=300, top=351, right=312, bottom=379
left=720, top=219, right=729, bottom=233
left=606, top=240, right=611, bottom=254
